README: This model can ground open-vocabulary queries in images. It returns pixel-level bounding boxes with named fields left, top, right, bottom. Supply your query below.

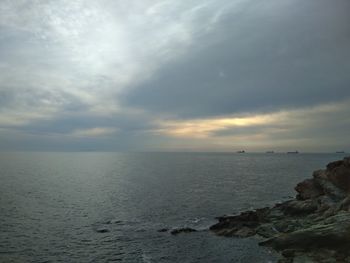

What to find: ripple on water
left=1, top=152, right=342, bottom=262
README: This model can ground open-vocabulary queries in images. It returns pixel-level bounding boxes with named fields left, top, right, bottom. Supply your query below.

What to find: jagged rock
left=280, top=200, right=318, bottom=215
left=316, top=195, right=336, bottom=213
left=210, top=208, right=269, bottom=237
left=210, top=157, right=350, bottom=263
left=326, top=160, right=344, bottom=170
left=313, top=170, right=347, bottom=200
left=260, top=211, right=350, bottom=250
left=326, top=158, right=350, bottom=192
left=170, top=227, right=197, bottom=235
left=295, top=178, right=323, bottom=200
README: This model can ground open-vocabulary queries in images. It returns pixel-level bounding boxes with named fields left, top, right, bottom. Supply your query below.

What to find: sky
left=0, top=0, right=350, bottom=152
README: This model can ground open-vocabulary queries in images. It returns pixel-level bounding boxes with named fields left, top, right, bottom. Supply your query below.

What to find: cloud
left=151, top=99, right=350, bottom=151
left=0, top=0, right=242, bottom=139
left=70, top=127, right=118, bottom=137
left=122, top=0, right=350, bottom=118
left=0, top=0, right=350, bottom=151
left=154, top=115, right=274, bottom=139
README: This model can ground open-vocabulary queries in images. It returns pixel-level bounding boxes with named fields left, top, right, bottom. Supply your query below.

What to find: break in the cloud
left=152, top=99, right=350, bottom=151
left=0, top=0, right=349, bottom=151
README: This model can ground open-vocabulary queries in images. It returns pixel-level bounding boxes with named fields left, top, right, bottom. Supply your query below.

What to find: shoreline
left=209, top=156, right=350, bottom=262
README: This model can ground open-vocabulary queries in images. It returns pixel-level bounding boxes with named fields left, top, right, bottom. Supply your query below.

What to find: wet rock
left=170, top=227, right=197, bottom=235
left=210, top=157, right=350, bottom=263
left=210, top=208, right=269, bottom=237
left=96, top=227, right=109, bottom=233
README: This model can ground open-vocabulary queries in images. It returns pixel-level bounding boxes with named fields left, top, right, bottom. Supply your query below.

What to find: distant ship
left=266, top=151, right=275, bottom=154
left=237, top=150, right=245, bottom=153
left=287, top=151, right=299, bottom=154
left=336, top=151, right=345, bottom=153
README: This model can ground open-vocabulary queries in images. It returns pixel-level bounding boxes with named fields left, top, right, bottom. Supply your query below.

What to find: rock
left=326, top=159, right=350, bottom=192
left=316, top=195, right=336, bottom=213
left=278, top=258, right=293, bottom=263
left=256, top=224, right=278, bottom=238
left=313, top=170, right=347, bottom=200
left=295, top=178, right=323, bottom=200
left=210, top=157, right=350, bottom=263
left=268, top=206, right=285, bottom=220
left=260, top=212, right=350, bottom=250
left=321, top=207, right=337, bottom=218
left=210, top=208, right=269, bottom=237
left=292, top=254, right=316, bottom=263
left=234, top=226, right=256, bottom=237
left=273, top=220, right=298, bottom=233
left=170, top=227, right=197, bottom=235
left=280, top=200, right=318, bottom=215
left=96, top=227, right=109, bottom=233
left=281, top=249, right=297, bottom=258
left=326, top=160, right=344, bottom=171
left=337, top=196, right=350, bottom=211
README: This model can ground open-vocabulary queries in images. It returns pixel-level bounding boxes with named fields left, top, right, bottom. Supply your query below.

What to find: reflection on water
left=0, top=152, right=346, bottom=262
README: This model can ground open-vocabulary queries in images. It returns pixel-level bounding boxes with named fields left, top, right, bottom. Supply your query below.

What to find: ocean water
left=0, top=152, right=347, bottom=263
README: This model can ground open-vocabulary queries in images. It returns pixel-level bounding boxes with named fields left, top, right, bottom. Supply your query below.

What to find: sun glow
left=155, top=114, right=277, bottom=138
left=154, top=99, right=350, bottom=142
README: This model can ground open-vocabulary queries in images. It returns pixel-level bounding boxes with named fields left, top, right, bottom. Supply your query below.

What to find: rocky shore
left=210, top=157, right=350, bottom=262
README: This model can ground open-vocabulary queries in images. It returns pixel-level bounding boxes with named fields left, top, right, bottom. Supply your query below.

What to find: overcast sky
left=0, top=0, right=349, bottom=152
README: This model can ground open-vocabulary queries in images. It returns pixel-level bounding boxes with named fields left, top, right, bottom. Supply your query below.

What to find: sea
left=0, top=152, right=347, bottom=263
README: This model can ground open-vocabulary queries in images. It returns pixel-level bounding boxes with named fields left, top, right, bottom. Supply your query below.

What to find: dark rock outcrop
left=210, top=208, right=269, bottom=237
left=95, top=227, right=110, bottom=233
left=295, top=178, right=322, bottom=200
left=170, top=227, right=197, bottom=235
left=210, top=157, right=350, bottom=262
left=157, top=228, right=169, bottom=232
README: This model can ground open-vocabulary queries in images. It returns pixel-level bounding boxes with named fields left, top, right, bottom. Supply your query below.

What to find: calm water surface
left=0, top=152, right=347, bottom=262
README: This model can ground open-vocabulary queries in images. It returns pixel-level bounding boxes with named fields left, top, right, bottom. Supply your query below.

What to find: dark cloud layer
left=122, top=0, right=350, bottom=118
left=1, top=0, right=350, bottom=151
